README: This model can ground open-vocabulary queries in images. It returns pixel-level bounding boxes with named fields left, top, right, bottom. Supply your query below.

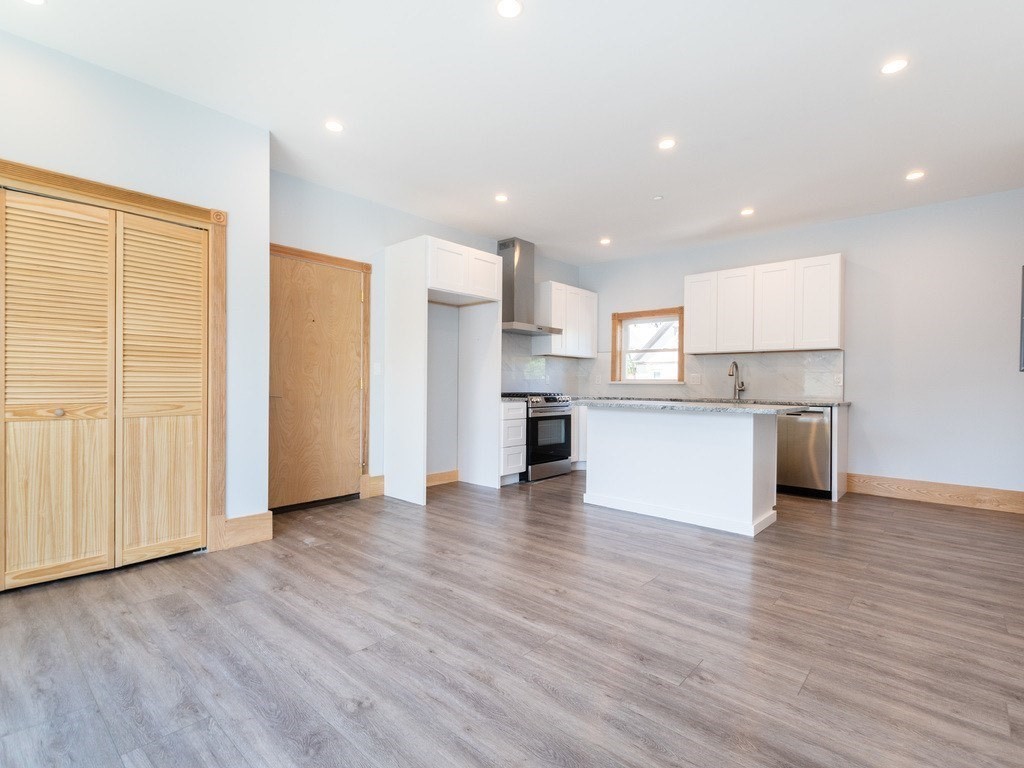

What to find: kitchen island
left=577, top=399, right=800, bottom=536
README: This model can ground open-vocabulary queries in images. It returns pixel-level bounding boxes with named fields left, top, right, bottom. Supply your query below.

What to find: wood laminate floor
left=2, top=473, right=1024, bottom=767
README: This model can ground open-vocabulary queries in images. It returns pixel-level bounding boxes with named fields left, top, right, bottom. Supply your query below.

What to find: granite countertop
left=573, top=396, right=850, bottom=407
left=501, top=397, right=527, bottom=402
left=575, top=398, right=802, bottom=415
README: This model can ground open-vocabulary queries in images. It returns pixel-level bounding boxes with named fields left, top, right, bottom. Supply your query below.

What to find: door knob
left=54, top=408, right=65, bottom=417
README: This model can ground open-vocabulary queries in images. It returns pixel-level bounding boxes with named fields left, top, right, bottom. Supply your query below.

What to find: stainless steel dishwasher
left=777, top=407, right=831, bottom=497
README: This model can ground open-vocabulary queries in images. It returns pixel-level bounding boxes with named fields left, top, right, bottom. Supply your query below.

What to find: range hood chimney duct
left=499, top=237, right=562, bottom=336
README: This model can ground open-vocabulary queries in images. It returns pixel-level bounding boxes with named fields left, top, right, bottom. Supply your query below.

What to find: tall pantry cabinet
left=0, top=188, right=210, bottom=589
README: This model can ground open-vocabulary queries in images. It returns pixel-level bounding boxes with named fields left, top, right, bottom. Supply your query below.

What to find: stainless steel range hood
left=499, top=237, right=562, bottom=336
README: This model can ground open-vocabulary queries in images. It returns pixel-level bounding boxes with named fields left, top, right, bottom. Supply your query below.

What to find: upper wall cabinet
left=753, top=260, right=796, bottom=350
left=793, top=254, right=843, bottom=349
left=531, top=281, right=598, bottom=359
left=715, top=267, right=755, bottom=352
left=685, top=253, right=843, bottom=354
left=427, top=238, right=501, bottom=304
left=682, top=272, right=717, bottom=353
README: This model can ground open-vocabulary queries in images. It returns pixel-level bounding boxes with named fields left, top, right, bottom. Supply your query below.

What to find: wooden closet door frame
left=269, top=243, right=372, bottom=477
left=0, top=158, right=231, bottom=570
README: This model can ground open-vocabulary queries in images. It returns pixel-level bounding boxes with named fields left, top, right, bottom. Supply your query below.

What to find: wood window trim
left=610, top=306, right=684, bottom=383
left=269, top=243, right=372, bottom=477
left=0, top=156, right=231, bottom=555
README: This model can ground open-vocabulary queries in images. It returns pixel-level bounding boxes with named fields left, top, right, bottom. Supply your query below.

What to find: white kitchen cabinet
left=715, top=267, right=755, bottom=352
left=570, top=405, right=588, bottom=465
left=501, top=420, right=527, bottom=447
left=501, top=401, right=526, bottom=420
left=683, top=271, right=718, bottom=354
left=685, top=254, right=843, bottom=354
left=564, top=287, right=581, bottom=355
left=794, top=253, right=843, bottom=349
left=502, top=445, right=527, bottom=476
left=500, top=401, right=527, bottom=482
left=427, top=238, right=502, bottom=303
left=532, top=282, right=598, bottom=359
left=753, top=260, right=795, bottom=350
left=533, top=282, right=566, bottom=356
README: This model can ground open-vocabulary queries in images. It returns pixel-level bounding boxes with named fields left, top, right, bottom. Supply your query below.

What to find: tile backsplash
left=579, top=349, right=844, bottom=400
left=501, top=333, right=580, bottom=393
left=503, top=333, right=845, bottom=401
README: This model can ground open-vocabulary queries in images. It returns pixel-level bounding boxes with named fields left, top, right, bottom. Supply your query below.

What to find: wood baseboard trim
left=426, top=470, right=459, bottom=487
left=360, top=474, right=385, bottom=498
left=847, top=474, right=1024, bottom=515
left=222, top=512, right=273, bottom=549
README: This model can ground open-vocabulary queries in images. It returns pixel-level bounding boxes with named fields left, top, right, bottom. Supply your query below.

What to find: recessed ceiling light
left=494, top=193, right=509, bottom=203
left=658, top=138, right=677, bottom=150
left=324, top=119, right=344, bottom=133
left=496, top=0, right=523, bottom=18
left=905, top=169, right=925, bottom=181
left=599, top=237, right=612, bottom=246
left=653, top=195, right=664, bottom=201
left=881, top=58, right=908, bottom=75
left=740, top=208, right=755, bottom=217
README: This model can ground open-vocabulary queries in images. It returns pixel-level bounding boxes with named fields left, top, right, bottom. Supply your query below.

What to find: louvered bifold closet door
left=1, top=191, right=116, bottom=589
left=119, top=213, right=207, bottom=565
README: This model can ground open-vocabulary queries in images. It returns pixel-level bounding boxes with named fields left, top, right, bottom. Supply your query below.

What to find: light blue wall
left=0, top=31, right=271, bottom=519
left=580, top=188, right=1024, bottom=490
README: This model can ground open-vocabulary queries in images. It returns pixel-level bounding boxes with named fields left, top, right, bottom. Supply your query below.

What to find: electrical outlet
left=688, top=373, right=702, bottom=385
left=833, top=374, right=843, bottom=386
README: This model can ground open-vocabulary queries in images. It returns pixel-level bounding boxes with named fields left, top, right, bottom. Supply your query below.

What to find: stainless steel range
left=501, top=392, right=573, bottom=481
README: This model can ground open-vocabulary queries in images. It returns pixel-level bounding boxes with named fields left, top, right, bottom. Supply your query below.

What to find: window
left=611, top=307, right=684, bottom=382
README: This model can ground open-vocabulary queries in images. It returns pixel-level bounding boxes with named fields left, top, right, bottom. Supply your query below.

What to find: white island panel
left=583, top=406, right=780, bottom=536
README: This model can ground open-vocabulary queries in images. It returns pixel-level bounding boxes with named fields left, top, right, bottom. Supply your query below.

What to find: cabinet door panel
left=564, top=287, right=581, bottom=357
left=428, top=242, right=466, bottom=293
left=465, top=251, right=501, bottom=301
left=502, top=445, right=526, bottom=475
left=715, top=267, right=754, bottom=352
left=2, top=191, right=115, bottom=588
left=533, top=281, right=568, bottom=356
left=794, top=254, right=842, bottom=349
left=683, top=273, right=717, bottom=353
left=754, top=261, right=795, bottom=351
left=120, top=214, right=206, bottom=564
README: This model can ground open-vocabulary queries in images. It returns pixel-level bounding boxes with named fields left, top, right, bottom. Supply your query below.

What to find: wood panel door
left=1, top=191, right=116, bottom=589
left=119, top=213, right=207, bottom=565
left=269, top=253, right=365, bottom=508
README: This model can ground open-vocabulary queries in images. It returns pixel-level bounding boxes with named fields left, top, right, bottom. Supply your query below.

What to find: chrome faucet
left=728, top=360, right=746, bottom=401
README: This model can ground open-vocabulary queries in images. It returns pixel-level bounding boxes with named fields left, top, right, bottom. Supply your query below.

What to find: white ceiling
left=3, top=0, right=1023, bottom=265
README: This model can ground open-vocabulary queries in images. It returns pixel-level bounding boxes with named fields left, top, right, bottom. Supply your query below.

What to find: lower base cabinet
left=500, top=401, right=527, bottom=481
left=502, top=445, right=527, bottom=475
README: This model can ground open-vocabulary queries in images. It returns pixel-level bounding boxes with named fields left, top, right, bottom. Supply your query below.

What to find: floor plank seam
left=794, top=668, right=812, bottom=699
left=677, top=659, right=704, bottom=687
left=520, top=633, right=560, bottom=658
